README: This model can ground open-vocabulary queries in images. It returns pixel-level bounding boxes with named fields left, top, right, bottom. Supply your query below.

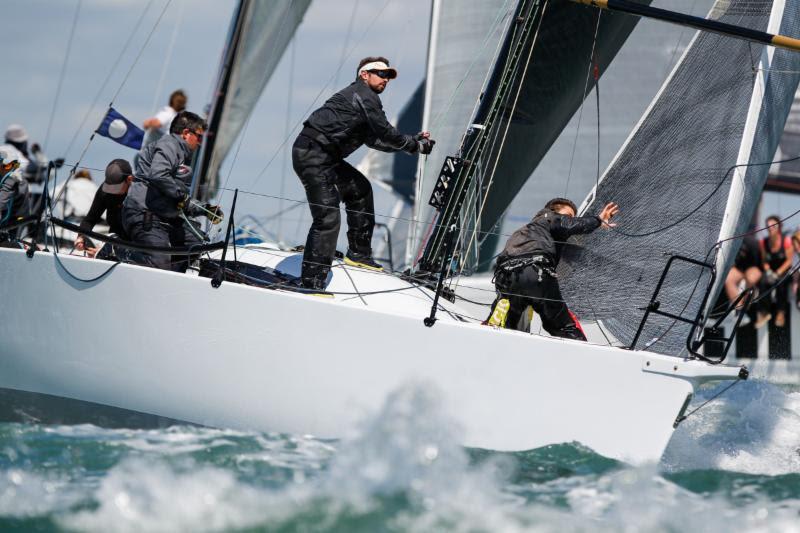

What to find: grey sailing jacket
left=498, top=208, right=601, bottom=266
left=300, top=79, right=418, bottom=159
left=0, top=171, right=30, bottom=225
left=124, top=133, right=198, bottom=219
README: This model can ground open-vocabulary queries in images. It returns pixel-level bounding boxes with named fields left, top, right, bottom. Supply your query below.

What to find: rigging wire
left=63, top=0, right=156, bottom=158
left=44, top=0, right=83, bottom=153
left=460, top=0, right=548, bottom=273
left=151, top=0, right=185, bottom=113
left=278, top=35, right=297, bottom=241
left=563, top=8, right=602, bottom=197
left=54, top=0, right=173, bottom=210
left=247, top=0, right=393, bottom=191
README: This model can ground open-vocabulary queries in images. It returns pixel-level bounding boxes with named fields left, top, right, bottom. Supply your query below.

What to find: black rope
left=49, top=217, right=224, bottom=255
left=612, top=154, right=800, bottom=238
left=52, top=247, right=121, bottom=283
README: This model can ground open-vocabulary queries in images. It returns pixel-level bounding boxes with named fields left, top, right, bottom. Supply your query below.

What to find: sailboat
left=3, top=0, right=796, bottom=464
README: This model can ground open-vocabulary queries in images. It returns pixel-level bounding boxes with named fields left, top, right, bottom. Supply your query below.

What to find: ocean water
left=1, top=380, right=799, bottom=532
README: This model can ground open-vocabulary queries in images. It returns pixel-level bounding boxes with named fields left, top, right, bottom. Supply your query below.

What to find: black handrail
left=49, top=217, right=225, bottom=255
left=629, top=254, right=739, bottom=363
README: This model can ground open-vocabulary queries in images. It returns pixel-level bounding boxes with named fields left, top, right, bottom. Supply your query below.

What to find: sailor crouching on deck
left=121, top=111, right=223, bottom=272
left=293, top=56, right=435, bottom=291
left=488, top=198, right=619, bottom=340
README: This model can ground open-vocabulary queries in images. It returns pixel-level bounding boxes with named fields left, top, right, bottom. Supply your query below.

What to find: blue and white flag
left=96, top=107, right=144, bottom=150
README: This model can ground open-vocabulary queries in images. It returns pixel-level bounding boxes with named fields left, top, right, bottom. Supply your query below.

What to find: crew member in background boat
left=142, top=89, right=187, bottom=148
left=54, top=168, right=97, bottom=222
left=0, top=148, right=30, bottom=246
left=791, top=229, right=800, bottom=311
left=74, top=159, right=134, bottom=258
left=122, top=111, right=223, bottom=272
left=0, top=124, right=49, bottom=184
left=292, top=56, right=435, bottom=291
left=724, top=235, right=765, bottom=328
left=487, top=198, right=619, bottom=340
left=759, top=215, right=792, bottom=328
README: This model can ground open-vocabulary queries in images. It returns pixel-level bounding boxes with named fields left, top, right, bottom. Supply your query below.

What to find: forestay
left=413, top=0, right=649, bottom=273
left=560, top=0, right=800, bottom=355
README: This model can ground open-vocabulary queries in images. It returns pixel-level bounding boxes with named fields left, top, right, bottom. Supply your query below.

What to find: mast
left=417, top=0, right=540, bottom=273
left=570, top=0, right=800, bottom=52
left=191, top=0, right=248, bottom=202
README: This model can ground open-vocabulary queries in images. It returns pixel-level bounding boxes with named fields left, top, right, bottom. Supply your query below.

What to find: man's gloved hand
left=177, top=193, right=190, bottom=212
left=204, top=204, right=224, bottom=225
left=417, top=138, right=435, bottom=155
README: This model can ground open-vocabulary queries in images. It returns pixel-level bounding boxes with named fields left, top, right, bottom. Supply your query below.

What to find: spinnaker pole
left=569, top=0, right=800, bottom=53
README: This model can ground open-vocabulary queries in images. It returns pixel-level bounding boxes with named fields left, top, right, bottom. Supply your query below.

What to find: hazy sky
left=2, top=0, right=431, bottom=242
left=3, top=0, right=799, bottom=246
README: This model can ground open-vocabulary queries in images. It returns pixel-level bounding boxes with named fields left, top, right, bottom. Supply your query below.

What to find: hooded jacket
left=300, top=79, right=418, bottom=159
left=124, top=133, right=200, bottom=219
left=498, top=208, right=601, bottom=266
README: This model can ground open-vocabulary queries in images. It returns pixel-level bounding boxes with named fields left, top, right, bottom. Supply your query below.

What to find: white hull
left=0, top=247, right=744, bottom=463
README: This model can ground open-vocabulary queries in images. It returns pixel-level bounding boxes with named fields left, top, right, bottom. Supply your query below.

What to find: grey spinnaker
left=411, top=0, right=651, bottom=269
left=194, top=0, right=311, bottom=202
left=559, top=0, right=800, bottom=354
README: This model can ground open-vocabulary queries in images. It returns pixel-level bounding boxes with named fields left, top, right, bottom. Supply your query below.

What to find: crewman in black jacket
left=488, top=197, right=619, bottom=340
left=293, top=56, right=435, bottom=291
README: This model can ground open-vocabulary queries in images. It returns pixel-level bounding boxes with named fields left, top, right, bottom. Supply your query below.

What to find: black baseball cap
left=102, top=159, right=133, bottom=194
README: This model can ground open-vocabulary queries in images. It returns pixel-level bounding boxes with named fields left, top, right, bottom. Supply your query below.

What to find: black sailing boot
left=300, top=263, right=334, bottom=298
left=344, top=250, right=384, bottom=271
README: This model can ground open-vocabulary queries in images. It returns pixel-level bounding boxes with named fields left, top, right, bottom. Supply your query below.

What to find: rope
left=675, top=378, right=743, bottom=425
left=248, top=0, right=393, bottom=191
left=44, top=0, right=82, bottom=152
left=564, top=8, right=602, bottom=196
left=55, top=0, right=172, bottom=209
left=64, top=0, right=155, bottom=157
left=109, top=0, right=173, bottom=105
left=52, top=247, right=121, bottom=283
left=460, top=0, right=548, bottom=271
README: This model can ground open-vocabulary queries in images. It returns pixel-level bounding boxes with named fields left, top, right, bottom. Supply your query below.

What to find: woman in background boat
left=760, top=215, right=793, bottom=328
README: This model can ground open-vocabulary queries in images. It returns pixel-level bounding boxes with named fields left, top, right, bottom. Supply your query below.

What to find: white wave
left=0, top=468, right=83, bottom=517
left=28, top=380, right=800, bottom=532
left=663, top=380, right=800, bottom=475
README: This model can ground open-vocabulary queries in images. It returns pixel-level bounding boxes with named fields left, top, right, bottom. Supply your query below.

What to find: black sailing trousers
left=121, top=207, right=202, bottom=272
left=292, top=135, right=375, bottom=287
left=492, top=264, right=587, bottom=341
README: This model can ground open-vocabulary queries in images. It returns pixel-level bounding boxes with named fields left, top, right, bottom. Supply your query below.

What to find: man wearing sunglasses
left=122, top=111, right=223, bottom=271
left=293, top=56, right=436, bottom=292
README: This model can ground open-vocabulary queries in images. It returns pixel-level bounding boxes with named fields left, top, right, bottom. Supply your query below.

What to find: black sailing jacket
left=498, top=208, right=601, bottom=266
left=301, top=79, right=418, bottom=159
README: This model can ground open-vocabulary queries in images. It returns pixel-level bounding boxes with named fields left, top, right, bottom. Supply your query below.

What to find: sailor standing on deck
left=292, top=56, right=436, bottom=291
left=121, top=111, right=223, bottom=272
left=488, top=197, right=619, bottom=340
